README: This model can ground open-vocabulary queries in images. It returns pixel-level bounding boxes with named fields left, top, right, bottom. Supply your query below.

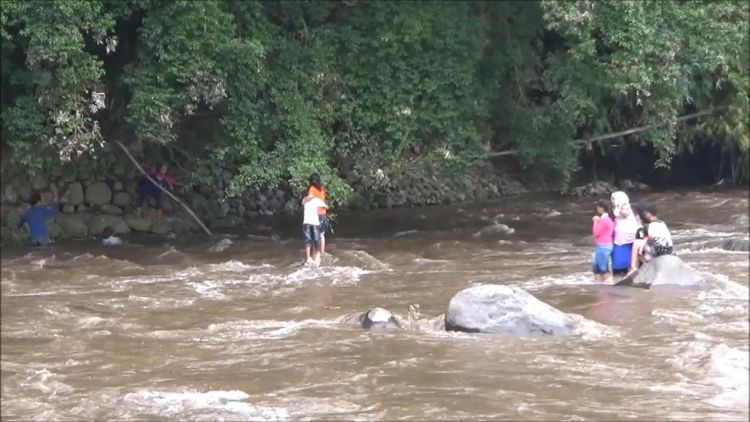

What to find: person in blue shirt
left=135, top=163, right=175, bottom=222
left=17, top=193, right=60, bottom=248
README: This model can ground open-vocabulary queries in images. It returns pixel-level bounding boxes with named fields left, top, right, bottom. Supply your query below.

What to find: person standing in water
left=610, top=191, right=639, bottom=274
left=135, top=163, right=175, bottom=222
left=305, top=173, right=328, bottom=254
left=591, top=199, right=615, bottom=282
left=17, top=193, right=60, bottom=248
left=302, top=187, right=328, bottom=267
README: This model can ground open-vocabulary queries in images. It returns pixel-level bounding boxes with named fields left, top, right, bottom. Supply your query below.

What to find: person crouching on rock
left=301, top=186, right=328, bottom=267
left=591, top=199, right=615, bottom=282
left=135, top=163, right=175, bottom=222
left=17, top=193, right=60, bottom=248
left=627, top=203, right=673, bottom=275
left=306, top=173, right=328, bottom=255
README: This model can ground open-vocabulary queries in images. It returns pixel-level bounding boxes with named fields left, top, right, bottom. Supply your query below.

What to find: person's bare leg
left=627, top=244, right=640, bottom=276
left=320, top=234, right=326, bottom=255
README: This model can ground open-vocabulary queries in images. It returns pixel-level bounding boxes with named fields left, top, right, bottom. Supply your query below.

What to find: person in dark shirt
left=135, top=163, right=175, bottom=222
left=17, top=193, right=60, bottom=248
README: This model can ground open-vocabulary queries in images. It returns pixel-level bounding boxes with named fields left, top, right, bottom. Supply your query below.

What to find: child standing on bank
left=302, top=188, right=328, bottom=267
left=591, top=199, right=615, bottom=282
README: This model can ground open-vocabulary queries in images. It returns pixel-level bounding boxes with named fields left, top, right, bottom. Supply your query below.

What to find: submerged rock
left=570, top=181, right=616, bottom=197
left=208, top=238, right=233, bottom=253
left=615, top=255, right=709, bottom=290
left=445, top=284, right=572, bottom=336
left=617, top=179, right=650, bottom=192
left=359, top=307, right=403, bottom=330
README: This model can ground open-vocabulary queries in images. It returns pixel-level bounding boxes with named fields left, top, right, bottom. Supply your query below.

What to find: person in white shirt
left=301, top=194, right=327, bottom=266
left=627, top=203, right=673, bottom=274
left=101, top=226, right=123, bottom=246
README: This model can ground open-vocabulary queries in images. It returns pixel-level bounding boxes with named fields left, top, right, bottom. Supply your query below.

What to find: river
left=1, top=189, right=748, bottom=421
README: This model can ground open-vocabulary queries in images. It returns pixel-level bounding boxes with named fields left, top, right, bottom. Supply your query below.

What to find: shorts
left=303, top=224, right=321, bottom=249
left=645, top=242, right=673, bottom=261
left=136, top=186, right=162, bottom=209
left=592, top=244, right=613, bottom=274
left=318, top=215, right=328, bottom=235
left=611, top=243, right=633, bottom=273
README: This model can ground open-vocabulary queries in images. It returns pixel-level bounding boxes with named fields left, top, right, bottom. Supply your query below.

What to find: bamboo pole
left=114, top=140, right=213, bottom=236
left=486, top=107, right=727, bottom=158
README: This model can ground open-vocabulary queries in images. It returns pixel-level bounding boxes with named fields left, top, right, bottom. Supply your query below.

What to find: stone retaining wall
left=1, top=164, right=525, bottom=245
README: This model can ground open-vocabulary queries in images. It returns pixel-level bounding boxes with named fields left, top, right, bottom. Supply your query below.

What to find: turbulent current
left=1, top=190, right=748, bottom=421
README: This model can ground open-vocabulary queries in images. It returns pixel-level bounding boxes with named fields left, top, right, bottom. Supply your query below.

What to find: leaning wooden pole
left=114, top=140, right=213, bottom=236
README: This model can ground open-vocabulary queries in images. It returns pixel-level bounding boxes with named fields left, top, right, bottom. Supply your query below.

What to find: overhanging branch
left=486, top=106, right=728, bottom=158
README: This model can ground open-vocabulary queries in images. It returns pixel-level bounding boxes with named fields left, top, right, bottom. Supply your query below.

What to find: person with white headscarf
left=610, top=191, right=640, bottom=273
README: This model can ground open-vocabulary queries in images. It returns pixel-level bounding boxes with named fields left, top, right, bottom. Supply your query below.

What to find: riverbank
left=1, top=160, right=533, bottom=245
left=3, top=151, right=725, bottom=247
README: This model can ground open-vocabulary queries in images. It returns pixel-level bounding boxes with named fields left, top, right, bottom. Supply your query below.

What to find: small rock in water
left=473, top=223, right=515, bottom=237
left=359, top=307, right=403, bottom=330
left=208, top=238, right=233, bottom=253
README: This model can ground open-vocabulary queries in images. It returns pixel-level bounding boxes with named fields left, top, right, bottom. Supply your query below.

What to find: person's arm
left=163, top=175, right=176, bottom=191
left=43, top=205, right=59, bottom=219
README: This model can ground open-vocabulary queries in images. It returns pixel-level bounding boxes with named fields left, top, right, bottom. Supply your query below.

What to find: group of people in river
left=591, top=191, right=674, bottom=282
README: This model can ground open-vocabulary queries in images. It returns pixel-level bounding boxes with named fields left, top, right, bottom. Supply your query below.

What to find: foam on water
left=145, top=319, right=338, bottom=342
left=187, top=280, right=226, bottom=300
left=206, top=260, right=274, bottom=273
left=20, top=369, right=74, bottom=397
left=568, top=313, right=621, bottom=340
left=707, top=344, right=750, bottom=408
left=285, top=265, right=375, bottom=285
left=518, top=273, right=594, bottom=291
left=121, top=389, right=289, bottom=421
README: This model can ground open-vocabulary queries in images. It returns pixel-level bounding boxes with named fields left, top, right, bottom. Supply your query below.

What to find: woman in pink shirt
left=591, top=199, right=615, bottom=282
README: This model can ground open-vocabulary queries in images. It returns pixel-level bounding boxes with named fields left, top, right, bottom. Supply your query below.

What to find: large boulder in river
left=615, top=254, right=709, bottom=290
left=359, top=307, right=403, bottom=330
left=445, top=284, right=572, bottom=336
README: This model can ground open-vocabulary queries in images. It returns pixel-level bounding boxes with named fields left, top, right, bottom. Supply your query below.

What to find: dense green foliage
left=2, top=0, right=748, bottom=201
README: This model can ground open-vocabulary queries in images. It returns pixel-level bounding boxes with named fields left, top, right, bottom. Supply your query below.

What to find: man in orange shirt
left=305, top=173, right=328, bottom=254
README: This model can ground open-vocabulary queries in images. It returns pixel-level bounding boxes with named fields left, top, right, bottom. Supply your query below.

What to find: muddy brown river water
left=1, top=190, right=748, bottom=421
